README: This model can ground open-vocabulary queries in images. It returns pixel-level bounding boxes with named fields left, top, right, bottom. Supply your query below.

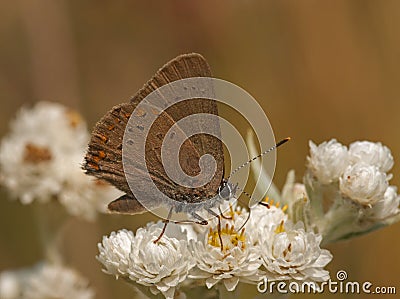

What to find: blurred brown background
left=1, top=1, right=399, bottom=298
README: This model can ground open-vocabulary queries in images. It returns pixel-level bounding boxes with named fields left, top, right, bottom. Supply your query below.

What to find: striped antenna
left=234, top=184, right=258, bottom=206
left=226, top=137, right=291, bottom=181
left=225, top=137, right=290, bottom=231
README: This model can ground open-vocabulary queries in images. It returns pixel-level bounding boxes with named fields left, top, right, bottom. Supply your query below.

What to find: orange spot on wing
left=88, top=162, right=100, bottom=171
left=98, top=151, right=106, bottom=158
left=95, top=133, right=108, bottom=143
left=93, top=150, right=106, bottom=163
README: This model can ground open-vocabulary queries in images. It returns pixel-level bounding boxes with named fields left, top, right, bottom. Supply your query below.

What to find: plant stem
left=34, top=201, right=68, bottom=264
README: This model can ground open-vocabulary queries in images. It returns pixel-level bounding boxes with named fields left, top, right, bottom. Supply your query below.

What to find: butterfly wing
left=84, top=53, right=224, bottom=214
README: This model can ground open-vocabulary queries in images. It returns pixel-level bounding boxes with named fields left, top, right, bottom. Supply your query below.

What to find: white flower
left=189, top=208, right=263, bottom=292
left=367, top=186, right=400, bottom=220
left=248, top=204, right=288, bottom=243
left=98, top=223, right=194, bottom=299
left=23, top=263, right=94, bottom=299
left=129, top=224, right=195, bottom=299
left=0, top=271, right=21, bottom=299
left=307, top=139, right=348, bottom=184
left=339, top=162, right=388, bottom=206
left=259, top=221, right=332, bottom=282
left=0, top=102, right=122, bottom=220
left=349, top=141, right=394, bottom=172
left=97, top=229, right=135, bottom=277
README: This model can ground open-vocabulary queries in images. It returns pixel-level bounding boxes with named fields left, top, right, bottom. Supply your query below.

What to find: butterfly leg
left=154, top=211, right=209, bottom=244
left=191, top=212, right=208, bottom=225
left=259, top=202, right=270, bottom=208
left=219, top=206, right=233, bottom=220
left=164, top=212, right=208, bottom=226
left=238, top=208, right=251, bottom=231
left=153, top=208, right=173, bottom=244
left=206, top=208, right=223, bottom=251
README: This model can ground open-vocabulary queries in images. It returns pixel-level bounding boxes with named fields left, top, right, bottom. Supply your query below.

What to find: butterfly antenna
left=235, top=184, right=253, bottom=205
left=227, top=137, right=291, bottom=181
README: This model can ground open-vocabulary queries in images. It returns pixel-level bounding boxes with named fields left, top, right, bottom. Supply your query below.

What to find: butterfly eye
left=218, top=180, right=234, bottom=200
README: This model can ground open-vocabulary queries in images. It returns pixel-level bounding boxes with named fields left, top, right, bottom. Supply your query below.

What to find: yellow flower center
left=274, top=220, right=286, bottom=234
left=263, top=196, right=288, bottom=212
left=23, top=143, right=52, bottom=164
left=208, top=223, right=246, bottom=252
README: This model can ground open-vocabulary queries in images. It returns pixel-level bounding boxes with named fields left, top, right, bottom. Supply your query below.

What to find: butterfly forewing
left=84, top=53, right=224, bottom=214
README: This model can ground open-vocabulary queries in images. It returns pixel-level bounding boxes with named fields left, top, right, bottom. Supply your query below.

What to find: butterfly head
left=218, top=179, right=237, bottom=201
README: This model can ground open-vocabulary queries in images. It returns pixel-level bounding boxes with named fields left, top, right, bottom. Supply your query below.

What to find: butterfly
left=83, top=53, right=234, bottom=225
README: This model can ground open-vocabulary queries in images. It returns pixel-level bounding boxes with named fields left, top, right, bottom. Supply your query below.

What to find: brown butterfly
left=83, top=53, right=230, bottom=222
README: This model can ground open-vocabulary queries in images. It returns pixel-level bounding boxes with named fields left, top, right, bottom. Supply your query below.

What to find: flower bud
left=349, top=141, right=394, bottom=172
left=339, top=162, right=388, bottom=206
left=307, top=139, right=348, bottom=184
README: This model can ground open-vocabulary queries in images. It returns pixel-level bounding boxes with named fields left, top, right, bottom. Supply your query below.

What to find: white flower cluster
left=248, top=134, right=399, bottom=245
left=97, top=203, right=332, bottom=299
left=307, top=139, right=397, bottom=208
left=301, top=139, right=400, bottom=243
left=0, top=262, right=94, bottom=299
left=0, top=102, right=122, bottom=220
